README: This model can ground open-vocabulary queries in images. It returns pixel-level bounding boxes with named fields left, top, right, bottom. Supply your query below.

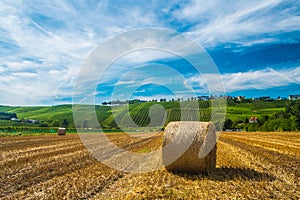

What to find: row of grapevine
left=0, top=126, right=77, bottom=134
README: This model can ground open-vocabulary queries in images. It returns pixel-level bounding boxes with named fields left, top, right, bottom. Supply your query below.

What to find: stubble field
left=0, top=131, right=299, bottom=199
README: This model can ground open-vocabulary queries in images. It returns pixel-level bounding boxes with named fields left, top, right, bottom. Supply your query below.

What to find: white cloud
left=237, top=38, right=279, bottom=47
left=177, top=0, right=300, bottom=46
left=115, top=80, right=137, bottom=86
left=12, top=72, right=37, bottom=78
left=189, top=67, right=300, bottom=93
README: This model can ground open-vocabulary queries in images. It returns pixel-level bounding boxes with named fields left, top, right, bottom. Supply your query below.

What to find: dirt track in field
left=0, top=132, right=299, bottom=199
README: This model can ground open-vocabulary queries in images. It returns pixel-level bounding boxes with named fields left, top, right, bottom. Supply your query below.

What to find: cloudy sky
left=0, top=0, right=300, bottom=105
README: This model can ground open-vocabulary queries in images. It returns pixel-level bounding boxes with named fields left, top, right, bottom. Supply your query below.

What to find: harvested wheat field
left=0, top=131, right=299, bottom=199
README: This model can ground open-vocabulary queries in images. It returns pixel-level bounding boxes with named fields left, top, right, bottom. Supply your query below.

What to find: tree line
left=0, top=112, right=17, bottom=120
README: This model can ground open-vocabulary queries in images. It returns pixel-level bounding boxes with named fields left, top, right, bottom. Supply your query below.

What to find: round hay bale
left=162, top=121, right=216, bottom=174
left=57, top=127, right=66, bottom=136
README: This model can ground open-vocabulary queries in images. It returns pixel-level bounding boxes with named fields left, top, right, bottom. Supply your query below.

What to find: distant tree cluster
left=102, top=99, right=148, bottom=105
left=224, top=100, right=300, bottom=131
left=36, top=118, right=71, bottom=128
left=0, top=112, right=17, bottom=120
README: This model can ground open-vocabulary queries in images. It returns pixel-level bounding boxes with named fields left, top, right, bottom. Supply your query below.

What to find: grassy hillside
left=226, top=100, right=286, bottom=121
left=0, top=100, right=291, bottom=131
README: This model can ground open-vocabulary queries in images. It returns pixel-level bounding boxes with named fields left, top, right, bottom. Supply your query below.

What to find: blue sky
left=0, top=0, right=299, bottom=105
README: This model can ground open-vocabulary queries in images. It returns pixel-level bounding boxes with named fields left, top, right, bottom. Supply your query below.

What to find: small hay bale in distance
left=57, top=127, right=66, bottom=136
left=162, top=121, right=216, bottom=174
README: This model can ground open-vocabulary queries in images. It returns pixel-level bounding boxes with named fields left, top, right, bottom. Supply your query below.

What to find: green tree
left=223, top=119, right=233, bottom=130
left=51, top=120, right=60, bottom=127
left=285, top=100, right=300, bottom=129
left=61, top=119, right=69, bottom=128
left=82, top=120, right=89, bottom=128
left=247, top=123, right=259, bottom=132
left=39, top=123, right=49, bottom=127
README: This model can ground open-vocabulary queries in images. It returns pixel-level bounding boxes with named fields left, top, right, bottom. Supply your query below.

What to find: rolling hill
left=0, top=100, right=291, bottom=132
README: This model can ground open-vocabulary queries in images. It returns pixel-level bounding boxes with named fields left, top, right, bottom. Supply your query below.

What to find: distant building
left=249, top=116, right=258, bottom=124
left=26, top=119, right=39, bottom=124
left=289, top=95, right=300, bottom=101
left=235, top=96, right=245, bottom=102
left=225, top=129, right=242, bottom=132
left=10, top=117, right=20, bottom=121
left=277, top=96, right=287, bottom=100
left=226, top=96, right=233, bottom=100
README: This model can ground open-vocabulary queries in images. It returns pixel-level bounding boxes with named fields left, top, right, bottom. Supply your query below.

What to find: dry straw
left=162, top=121, right=216, bottom=174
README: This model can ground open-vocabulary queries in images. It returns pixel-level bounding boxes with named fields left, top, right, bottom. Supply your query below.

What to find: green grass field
left=0, top=100, right=291, bottom=131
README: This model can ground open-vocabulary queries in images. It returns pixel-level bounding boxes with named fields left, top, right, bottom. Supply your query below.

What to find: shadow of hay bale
left=169, top=167, right=276, bottom=182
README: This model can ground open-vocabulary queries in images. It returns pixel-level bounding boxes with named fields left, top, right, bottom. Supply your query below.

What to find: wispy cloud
left=176, top=0, right=300, bottom=47
left=0, top=1, right=299, bottom=105
left=0, top=0, right=170, bottom=105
